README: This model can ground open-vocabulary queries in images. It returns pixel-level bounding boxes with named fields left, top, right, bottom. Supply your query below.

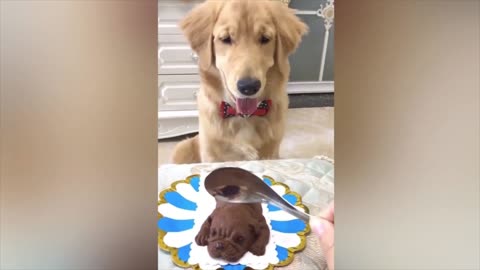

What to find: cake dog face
left=195, top=202, right=270, bottom=262
left=207, top=212, right=257, bottom=262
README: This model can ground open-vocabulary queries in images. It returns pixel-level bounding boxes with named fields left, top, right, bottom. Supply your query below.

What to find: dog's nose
left=237, top=78, right=261, bottom=96
left=215, top=242, right=224, bottom=251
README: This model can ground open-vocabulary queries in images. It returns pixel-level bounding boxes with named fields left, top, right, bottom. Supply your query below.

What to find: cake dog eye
left=234, top=235, right=244, bottom=244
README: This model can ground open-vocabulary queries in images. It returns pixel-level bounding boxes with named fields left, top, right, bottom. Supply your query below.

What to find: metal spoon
left=204, top=167, right=326, bottom=229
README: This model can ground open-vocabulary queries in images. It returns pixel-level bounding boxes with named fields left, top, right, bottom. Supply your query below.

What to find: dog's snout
left=215, top=242, right=224, bottom=251
left=237, top=78, right=261, bottom=96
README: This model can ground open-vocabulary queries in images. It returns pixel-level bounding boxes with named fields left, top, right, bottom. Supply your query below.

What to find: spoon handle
left=270, top=199, right=311, bottom=222
left=262, top=193, right=330, bottom=228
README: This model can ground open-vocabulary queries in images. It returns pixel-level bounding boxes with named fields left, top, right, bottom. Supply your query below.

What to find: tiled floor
left=158, top=107, right=334, bottom=166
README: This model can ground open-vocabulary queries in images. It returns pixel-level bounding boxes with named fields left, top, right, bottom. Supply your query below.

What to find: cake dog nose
left=215, top=242, right=224, bottom=250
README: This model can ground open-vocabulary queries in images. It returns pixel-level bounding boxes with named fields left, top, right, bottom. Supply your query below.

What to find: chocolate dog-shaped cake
left=195, top=200, right=270, bottom=262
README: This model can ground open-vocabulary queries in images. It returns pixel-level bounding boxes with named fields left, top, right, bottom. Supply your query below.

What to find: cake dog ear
left=195, top=216, right=212, bottom=246
left=248, top=222, right=270, bottom=256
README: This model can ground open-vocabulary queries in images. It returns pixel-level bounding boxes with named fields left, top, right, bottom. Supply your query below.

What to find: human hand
left=311, top=201, right=334, bottom=270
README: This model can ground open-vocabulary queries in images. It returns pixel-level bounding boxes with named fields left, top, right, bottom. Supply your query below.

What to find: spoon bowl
left=204, top=167, right=325, bottom=227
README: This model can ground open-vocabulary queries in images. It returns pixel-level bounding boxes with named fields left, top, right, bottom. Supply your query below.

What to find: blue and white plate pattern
left=158, top=172, right=310, bottom=270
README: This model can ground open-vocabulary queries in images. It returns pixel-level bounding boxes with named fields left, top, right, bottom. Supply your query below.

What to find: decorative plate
left=158, top=172, right=310, bottom=270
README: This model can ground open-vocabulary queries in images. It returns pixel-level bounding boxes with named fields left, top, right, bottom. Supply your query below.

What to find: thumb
left=319, top=201, right=334, bottom=223
left=311, top=217, right=334, bottom=270
left=311, top=218, right=334, bottom=250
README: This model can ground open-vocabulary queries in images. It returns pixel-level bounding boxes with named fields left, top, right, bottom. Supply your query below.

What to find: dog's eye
left=259, top=35, right=270, bottom=44
left=234, top=235, right=244, bottom=244
left=220, top=36, right=232, bottom=45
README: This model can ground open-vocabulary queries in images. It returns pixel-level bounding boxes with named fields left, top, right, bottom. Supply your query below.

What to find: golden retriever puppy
left=171, top=0, right=307, bottom=164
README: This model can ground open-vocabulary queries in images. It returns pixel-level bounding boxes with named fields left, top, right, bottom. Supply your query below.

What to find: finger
left=312, top=220, right=334, bottom=247
left=312, top=219, right=334, bottom=269
left=319, top=201, right=334, bottom=223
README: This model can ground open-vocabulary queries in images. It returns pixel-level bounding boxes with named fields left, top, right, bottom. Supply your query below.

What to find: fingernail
left=312, top=222, right=325, bottom=236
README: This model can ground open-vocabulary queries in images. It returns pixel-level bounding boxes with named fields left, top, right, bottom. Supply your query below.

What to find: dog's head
left=180, top=0, right=307, bottom=115
left=202, top=205, right=268, bottom=262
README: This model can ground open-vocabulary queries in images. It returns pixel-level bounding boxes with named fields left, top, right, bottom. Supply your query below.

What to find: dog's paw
left=235, top=144, right=259, bottom=160
left=245, top=151, right=259, bottom=160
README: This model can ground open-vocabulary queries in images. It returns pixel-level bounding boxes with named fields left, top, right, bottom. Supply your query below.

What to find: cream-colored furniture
left=158, top=0, right=335, bottom=139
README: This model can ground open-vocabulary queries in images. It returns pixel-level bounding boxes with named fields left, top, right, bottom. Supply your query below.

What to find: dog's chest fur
left=224, top=114, right=274, bottom=147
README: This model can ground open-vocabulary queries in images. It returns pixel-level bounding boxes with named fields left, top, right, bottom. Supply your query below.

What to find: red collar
left=219, top=100, right=272, bottom=118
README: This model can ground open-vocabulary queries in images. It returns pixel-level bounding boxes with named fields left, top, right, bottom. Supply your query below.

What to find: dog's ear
left=179, top=1, right=220, bottom=70
left=269, top=2, right=308, bottom=76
